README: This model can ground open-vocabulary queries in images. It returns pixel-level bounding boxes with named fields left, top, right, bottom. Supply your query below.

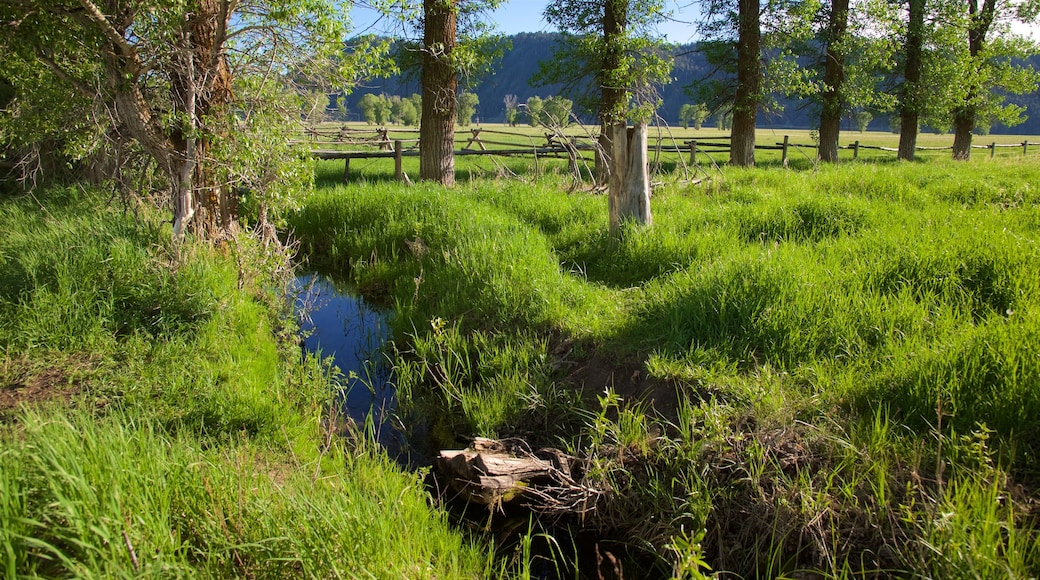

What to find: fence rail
left=307, top=126, right=1040, bottom=182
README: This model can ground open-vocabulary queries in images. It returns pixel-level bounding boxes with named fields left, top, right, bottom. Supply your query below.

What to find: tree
left=525, top=95, right=544, bottom=126
left=542, top=95, right=574, bottom=126
left=419, top=0, right=459, bottom=184
left=457, top=91, right=480, bottom=125
left=400, top=98, right=420, bottom=126
left=538, top=0, right=671, bottom=188
left=372, top=0, right=504, bottom=185
left=818, top=0, right=851, bottom=162
left=897, top=0, right=928, bottom=160
left=359, top=93, right=382, bottom=124
left=695, top=0, right=810, bottom=166
left=855, top=110, right=873, bottom=132
left=503, top=94, right=520, bottom=125
left=949, top=0, right=1039, bottom=159
left=0, top=0, right=371, bottom=241
left=679, top=103, right=709, bottom=129
left=730, top=0, right=762, bottom=166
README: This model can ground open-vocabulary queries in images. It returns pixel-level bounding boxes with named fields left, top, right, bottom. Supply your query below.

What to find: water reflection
left=292, top=273, right=400, bottom=453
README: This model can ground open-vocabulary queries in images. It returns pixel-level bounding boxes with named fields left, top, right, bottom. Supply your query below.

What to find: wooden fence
left=305, top=126, right=1040, bottom=182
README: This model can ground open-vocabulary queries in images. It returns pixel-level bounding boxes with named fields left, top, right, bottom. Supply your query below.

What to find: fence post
left=394, top=140, right=403, bottom=181
left=853, top=140, right=860, bottom=159
left=690, top=140, right=697, bottom=165
left=991, top=142, right=997, bottom=158
left=342, top=156, right=351, bottom=183
left=781, top=135, right=790, bottom=167
left=1024, top=141, right=1029, bottom=156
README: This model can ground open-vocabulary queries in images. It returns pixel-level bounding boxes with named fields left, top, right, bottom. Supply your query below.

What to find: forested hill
left=340, top=33, right=1040, bottom=135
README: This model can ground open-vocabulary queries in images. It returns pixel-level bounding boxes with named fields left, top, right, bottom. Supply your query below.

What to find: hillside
left=340, top=33, right=1040, bottom=134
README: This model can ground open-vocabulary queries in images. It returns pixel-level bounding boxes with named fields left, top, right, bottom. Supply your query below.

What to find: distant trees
left=679, top=104, right=709, bottom=129
left=457, top=91, right=480, bottom=125
left=503, top=94, right=521, bottom=125
left=522, top=95, right=573, bottom=126
left=525, top=96, right=544, bottom=126
left=542, top=95, right=574, bottom=126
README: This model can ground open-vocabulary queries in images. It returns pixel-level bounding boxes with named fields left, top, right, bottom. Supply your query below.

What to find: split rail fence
left=302, top=125, right=1040, bottom=183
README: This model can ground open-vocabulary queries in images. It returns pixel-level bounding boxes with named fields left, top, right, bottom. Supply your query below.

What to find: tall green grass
left=293, top=156, right=1040, bottom=576
left=0, top=186, right=492, bottom=577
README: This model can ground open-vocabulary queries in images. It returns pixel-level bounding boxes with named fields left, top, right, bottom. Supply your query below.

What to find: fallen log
left=435, top=437, right=601, bottom=514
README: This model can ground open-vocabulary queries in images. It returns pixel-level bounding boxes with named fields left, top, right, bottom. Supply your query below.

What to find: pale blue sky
left=349, top=1, right=703, bottom=44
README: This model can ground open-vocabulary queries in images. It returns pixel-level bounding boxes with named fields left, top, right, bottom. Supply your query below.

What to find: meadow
left=0, top=186, right=495, bottom=578
left=291, top=146, right=1040, bottom=577
left=2, top=132, right=1040, bottom=577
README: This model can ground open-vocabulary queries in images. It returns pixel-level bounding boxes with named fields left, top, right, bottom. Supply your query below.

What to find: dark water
left=291, top=274, right=401, bottom=454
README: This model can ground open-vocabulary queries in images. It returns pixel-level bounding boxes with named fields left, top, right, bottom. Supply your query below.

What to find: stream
left=290, top=273, right=639, bottom=579
left=291, top=273, right=403, bottom=456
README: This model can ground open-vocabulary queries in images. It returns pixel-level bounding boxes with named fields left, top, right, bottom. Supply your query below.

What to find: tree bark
left=609, top=122, right=652, bottom=235
left=951, top=0, right=996, bottom=160
left=730, top=0, right=760, bottom=167
left=897, top=0, right=926, bottom=161
left=596, top=0, right=628, bottom=186
left=420, top=0, right=457, bottom=186
left=818, top=0, right=849, bottom=163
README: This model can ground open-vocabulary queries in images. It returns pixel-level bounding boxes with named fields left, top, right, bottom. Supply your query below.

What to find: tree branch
left=76, top=0, right=136, bottom=60
left=35, top=50, right=96, bottom=98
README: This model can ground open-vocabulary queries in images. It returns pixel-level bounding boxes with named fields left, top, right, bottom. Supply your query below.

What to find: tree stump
left=435, top=438, right=597, bottom=513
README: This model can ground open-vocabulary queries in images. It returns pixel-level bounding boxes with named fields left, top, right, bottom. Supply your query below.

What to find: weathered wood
left=435, top=438, right=595, bottom=511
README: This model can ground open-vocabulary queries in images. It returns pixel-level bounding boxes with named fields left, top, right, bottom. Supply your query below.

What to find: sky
left=349, top=1, right=704, bottom=44
left=349, top=1, right=1038, bottom=43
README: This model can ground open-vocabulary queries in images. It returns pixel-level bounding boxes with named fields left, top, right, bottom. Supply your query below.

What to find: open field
left=291, top=154, right=1040, bottom=577
left=303, top=121, right=1040, bottom=179
left=4, top=149, right=1040, bottom=577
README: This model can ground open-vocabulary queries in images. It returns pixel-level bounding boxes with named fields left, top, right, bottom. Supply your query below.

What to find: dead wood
left=435, top=437, right=602, bottom=515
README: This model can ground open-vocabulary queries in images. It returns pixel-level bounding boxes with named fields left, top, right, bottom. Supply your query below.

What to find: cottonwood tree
left=948, top=0, right=1039, bottom=159
left=787, top=0, right=899, bottom=162
left=538, top=0, right=671, bottom=233
left=537, top=0, right=671, bottom=192
left=374, top=0, right=504, bottom=185
left=695, top=0, right=812, bottom=165
left=0, top=0, right=373, bottom=241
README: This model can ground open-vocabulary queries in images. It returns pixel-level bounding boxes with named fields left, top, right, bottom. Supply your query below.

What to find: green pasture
left=291, top=154, right=1040, bottom=577
left=304, top=121, right=1040, bottom=181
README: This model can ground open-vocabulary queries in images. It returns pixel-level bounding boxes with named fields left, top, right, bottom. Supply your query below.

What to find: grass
left=291, top=153, right=1040, bottom=577
left=304, top=121, right=1040, bottom=172
left=0, top=185, right=493, bottom=578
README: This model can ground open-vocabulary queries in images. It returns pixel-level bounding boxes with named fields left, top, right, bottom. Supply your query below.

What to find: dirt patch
left=552, top=337, right=679, bottom=418
left=0, top=355, right=93, bottom=418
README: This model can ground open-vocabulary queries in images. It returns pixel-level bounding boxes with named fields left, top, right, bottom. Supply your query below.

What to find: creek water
left=290, top=274, right=625, bottom=578
left=291, top=273, right=402, bottom=455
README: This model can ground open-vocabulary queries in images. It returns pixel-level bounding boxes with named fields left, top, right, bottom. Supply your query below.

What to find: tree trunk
left=730, top=0, right=760, bottom=167
left=951, top=0, right=996, bottom=161
left=952, top=110, right=975, bottom=160
left=818, top=0, right=849, bottom=163
left=609, top=122, right=652, bottom=235
left=596, top=0, right=628, bottom=186
left=897, top=0, right=925, bottom=161
left=168, top=1, right=234, bottom=239
left=420, top=0, right=458, bottom=186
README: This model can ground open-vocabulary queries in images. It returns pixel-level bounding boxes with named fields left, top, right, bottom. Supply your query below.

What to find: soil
left=552, top=337, right=679, bottom=418
left=0, top=355, right=90, bottom=419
